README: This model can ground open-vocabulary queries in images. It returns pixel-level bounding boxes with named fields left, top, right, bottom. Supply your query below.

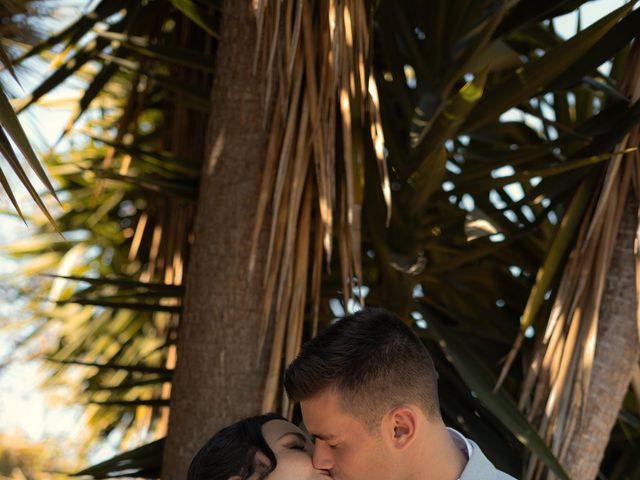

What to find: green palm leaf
left=72, top=438, right=164, bottom=479
left=419, top=304, right=570, bottom=480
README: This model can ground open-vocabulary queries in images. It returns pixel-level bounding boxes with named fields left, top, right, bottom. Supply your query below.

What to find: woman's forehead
left=261, top=419, right=304, bottom=441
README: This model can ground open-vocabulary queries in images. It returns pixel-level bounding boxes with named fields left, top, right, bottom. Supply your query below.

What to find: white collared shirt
left=447, top=427, right=474, bottom=479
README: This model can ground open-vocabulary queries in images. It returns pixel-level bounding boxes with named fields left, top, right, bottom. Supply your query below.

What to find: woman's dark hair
left=187, top=413, right=286, bottom=480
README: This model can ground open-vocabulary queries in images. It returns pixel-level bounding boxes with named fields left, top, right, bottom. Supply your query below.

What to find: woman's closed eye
left=280, top=432, right=312, bottom=452
left=287, top=443, right=306, bottom=451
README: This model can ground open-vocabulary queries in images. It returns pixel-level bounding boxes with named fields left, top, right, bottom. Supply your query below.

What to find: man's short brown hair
left=284, top=308, right=440, bottom=427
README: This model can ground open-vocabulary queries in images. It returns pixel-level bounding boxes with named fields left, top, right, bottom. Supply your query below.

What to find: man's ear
left=384, top=405, right=418, bottom=449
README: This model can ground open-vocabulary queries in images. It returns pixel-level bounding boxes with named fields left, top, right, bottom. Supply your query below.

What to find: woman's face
left=253, top=419, right=332, bottom=480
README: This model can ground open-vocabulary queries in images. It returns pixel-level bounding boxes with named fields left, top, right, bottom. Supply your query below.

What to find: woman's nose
left=312, top=441, right=334, bottom=470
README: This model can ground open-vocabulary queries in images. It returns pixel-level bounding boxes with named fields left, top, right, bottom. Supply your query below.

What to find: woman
left=187, top=413, right=332, bottom=480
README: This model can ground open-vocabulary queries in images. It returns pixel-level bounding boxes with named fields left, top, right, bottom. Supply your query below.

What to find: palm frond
left=253, top=0, right=390, bottom=415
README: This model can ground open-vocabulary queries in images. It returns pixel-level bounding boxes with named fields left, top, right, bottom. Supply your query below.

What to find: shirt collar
left=447, top=427, right=473, bottom=461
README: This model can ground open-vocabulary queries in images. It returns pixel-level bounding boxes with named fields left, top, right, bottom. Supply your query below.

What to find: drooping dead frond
left=252, top=0, right=390, bottom=414
left=520, top=41, right=640, bottom=480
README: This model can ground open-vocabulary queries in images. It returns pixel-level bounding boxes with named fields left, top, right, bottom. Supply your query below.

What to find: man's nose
left=312, top=441, right=334, bottom=470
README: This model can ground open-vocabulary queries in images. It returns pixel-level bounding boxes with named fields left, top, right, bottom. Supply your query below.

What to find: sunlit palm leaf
left=72, top=438, right=164, bottom=479
left=0, top=84, right=58, bottom=225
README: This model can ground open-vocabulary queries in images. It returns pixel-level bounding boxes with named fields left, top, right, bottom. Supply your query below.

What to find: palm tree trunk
left=562, top=195, right=640, bottom=479
left=161, top=1, right=274, bottom=478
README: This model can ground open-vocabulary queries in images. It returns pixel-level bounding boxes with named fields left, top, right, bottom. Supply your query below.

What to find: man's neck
left=408, top=419, right=468, bottom=480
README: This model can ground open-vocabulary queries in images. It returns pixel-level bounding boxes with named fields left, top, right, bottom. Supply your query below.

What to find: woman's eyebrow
left=278, top=431, right=309, bottom=442
left=311, top=432, right=336, bottom=441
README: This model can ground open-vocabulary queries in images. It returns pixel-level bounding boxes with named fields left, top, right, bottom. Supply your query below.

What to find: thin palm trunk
left=562, top=194, right=639, bottom=479
left=161, top=1, right=274, bottom=477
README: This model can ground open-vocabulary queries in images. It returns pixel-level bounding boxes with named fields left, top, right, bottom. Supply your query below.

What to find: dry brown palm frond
left=252, top=0, right=390, bottom=414
left=521, top=41, right=640, bottom=480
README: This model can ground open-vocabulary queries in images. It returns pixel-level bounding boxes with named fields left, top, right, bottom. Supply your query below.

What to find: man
left=284, top=307, right=517, bottom=480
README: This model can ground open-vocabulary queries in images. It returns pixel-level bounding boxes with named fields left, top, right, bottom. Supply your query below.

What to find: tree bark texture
left=162, top=1, right=273, bottom=478
left=563, top=196, right=640, bottom=479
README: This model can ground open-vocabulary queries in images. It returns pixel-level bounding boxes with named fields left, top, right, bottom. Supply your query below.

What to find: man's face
left=300, top=389, right=393, bottom=480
